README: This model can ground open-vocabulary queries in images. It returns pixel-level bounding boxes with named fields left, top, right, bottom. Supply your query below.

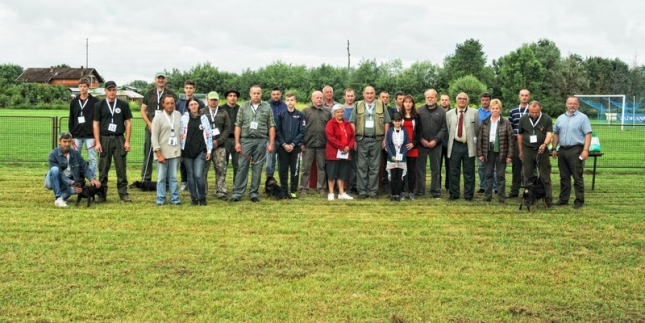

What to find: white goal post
left=574, top=94, right=626, bottom=130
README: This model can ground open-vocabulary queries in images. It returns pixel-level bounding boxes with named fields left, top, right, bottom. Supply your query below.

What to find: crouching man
left=45, top=131, right=101, bottom=207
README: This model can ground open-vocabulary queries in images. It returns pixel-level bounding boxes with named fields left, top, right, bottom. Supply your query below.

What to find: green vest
left=355, top=100, right=387, bottom=139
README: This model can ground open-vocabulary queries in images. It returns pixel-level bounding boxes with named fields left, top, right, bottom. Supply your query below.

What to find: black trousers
left=403, top=157, right=417, bottom=193
left=441, top=145, right=450, bottom=190
left=509, top=135, right=522, bottom=195
left=278, top=145, right=301, bottom=194
left=389, top=168, right=404, bottom=196
left=557, top=145, right=585, bottom=205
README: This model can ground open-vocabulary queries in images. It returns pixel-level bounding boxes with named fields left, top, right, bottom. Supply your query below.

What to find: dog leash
left=239, top=150, right=267, bottom=165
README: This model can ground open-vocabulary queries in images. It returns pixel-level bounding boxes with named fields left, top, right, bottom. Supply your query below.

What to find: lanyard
left=107, top=99, right=118, bottom=122
left=209, top=107, right=219, bottom=124
left=163, top=111, right=175, bottom=133
left=519, top=105, right=528, bottom=118
left=78, top=98, right=88, bottom=114
left=529, top=112, right=542, bottom=134
left=156, top=90, right=164, bottom=109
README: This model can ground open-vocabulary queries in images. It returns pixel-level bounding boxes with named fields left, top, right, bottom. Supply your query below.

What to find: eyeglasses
left=457, top=97, right=468, bottom=100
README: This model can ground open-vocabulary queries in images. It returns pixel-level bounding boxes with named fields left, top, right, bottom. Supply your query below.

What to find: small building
left=91, top=88, right=144, bottom=105
left=16, top=67, right=104, bottom=88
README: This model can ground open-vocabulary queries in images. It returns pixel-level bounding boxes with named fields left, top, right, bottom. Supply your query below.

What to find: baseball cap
left=155, top=71, right=166, bottom=78
left=207, top=91, right=220, bottom=100
left=105, top=81, right=117, bottom=89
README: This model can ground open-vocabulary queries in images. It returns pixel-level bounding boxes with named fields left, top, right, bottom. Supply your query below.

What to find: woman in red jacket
left=325, top=104, right=356, bottom=201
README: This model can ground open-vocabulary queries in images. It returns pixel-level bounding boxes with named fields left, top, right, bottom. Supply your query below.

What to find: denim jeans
left=156, top=157, right=180, bottom=205
left=74, top=138, right=96, bottom=177
left=184, top=151, right=207, bottom=201
left=265, top=142, right=279, bottom=176
left=44, top=167, right=75, bottom=200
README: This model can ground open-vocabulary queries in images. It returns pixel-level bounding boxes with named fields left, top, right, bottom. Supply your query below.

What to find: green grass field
left=1, top=162, right=643, bottom=322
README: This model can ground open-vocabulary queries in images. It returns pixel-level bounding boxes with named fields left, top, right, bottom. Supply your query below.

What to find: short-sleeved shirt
left=93, top=99, right=133, bottom=136
left=553, top=110, right=592, bottom=147
left=235, top=101, right=275, bottom=139
left=518, top=113, right=552, bottom=148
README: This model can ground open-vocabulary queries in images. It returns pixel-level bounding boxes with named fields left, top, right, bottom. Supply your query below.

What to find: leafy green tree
left=498, top=45, right=546, bottom=112
left=448, top=75, right=487, bottom=105
left=0, top=63, right=23, bottom=85
left=440, top=39, right=494, bottom=92
left=395, top=61, right=440, bottom=102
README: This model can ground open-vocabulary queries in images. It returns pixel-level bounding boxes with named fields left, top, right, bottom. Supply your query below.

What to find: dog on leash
left=519, top=175, right=547, bottom=211
left=264, top=176, right=288, bottom=200
left=73, top=179, right=106, bottom=207
left=129, top=180, right=157, bottom=191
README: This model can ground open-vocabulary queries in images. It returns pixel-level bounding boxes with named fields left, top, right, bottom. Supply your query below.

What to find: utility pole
left=86, top=38, right=89, bottom=68
left=347, top=40, right=350, bottom=70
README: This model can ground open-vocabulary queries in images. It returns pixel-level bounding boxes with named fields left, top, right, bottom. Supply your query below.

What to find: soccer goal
left=575, top=94, right=626, bottom=130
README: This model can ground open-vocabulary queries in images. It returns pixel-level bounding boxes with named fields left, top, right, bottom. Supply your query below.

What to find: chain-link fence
left=0, top=116, right=643, bottom=169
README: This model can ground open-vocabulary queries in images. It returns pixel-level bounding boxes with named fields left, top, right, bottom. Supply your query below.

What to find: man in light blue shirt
left=551, top=96, right=592, bottom=209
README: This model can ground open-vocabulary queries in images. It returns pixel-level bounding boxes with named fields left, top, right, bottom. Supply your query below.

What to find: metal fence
left=1, top=116, right=644, bottom=169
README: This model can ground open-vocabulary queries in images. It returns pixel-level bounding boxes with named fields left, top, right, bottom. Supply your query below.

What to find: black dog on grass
left=264, top=176, right=288, bottom=200
left=73, top=179, right=106, bottom=207
left=519, top=175, right=547, bottom=211
left=129, top=180, right=157, bottom=191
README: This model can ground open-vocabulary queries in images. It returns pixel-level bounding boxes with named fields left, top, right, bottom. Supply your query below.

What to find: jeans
left=45, top=167, right=75, bottom=200
left=74, top=138, right=96, bottom=178
left=184, top=151, right=207, bottom=201
left=265, top=142, right=279, bottom=176
left=156, top=157, right=180, bottom=205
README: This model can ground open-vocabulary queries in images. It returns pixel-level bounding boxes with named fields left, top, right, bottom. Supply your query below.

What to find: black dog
left=129, top=180, right=157, bottom=191
left=519, top=175, right=547, bottom=211
left=264, top=176, right=288, bottom=200
left=73, top=180, right=106, bottom=207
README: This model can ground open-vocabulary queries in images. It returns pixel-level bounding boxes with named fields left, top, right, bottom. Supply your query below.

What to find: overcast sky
left=2, top=0, right=644, bottom=86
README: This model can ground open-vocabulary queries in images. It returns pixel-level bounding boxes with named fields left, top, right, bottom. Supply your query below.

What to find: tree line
left=2, top=38, right=644, bottom=117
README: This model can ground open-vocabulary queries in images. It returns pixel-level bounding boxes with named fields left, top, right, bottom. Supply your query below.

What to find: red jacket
left=325, top=119, right=355, bottom=160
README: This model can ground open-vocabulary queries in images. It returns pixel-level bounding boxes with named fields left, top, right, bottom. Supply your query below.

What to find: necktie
left=457, top=110, right=464, bottom=138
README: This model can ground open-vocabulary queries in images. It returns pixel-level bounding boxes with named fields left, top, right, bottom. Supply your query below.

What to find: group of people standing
left=46, top=75, right=593, bottom=210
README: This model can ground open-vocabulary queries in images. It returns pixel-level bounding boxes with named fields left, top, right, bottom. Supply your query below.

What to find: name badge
left=337, top=149, right=349, bottom=159
left=78, top=116, right=85, bottom=124
left=211, top=128, right=220, bottom=136
left=396, top=153, right=403, bottom=161
left=250, top=121, right=259, bottom=130
left=168, top=136, right=177, bottom=146
left=366, top=120, right=375, bottom=128
left=530, top=135, right=538, bottom=143
left=108, top=123, right=117, bottom=132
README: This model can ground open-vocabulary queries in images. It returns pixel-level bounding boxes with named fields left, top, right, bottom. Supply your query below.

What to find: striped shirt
left=508, top=104, right=529, bottom=135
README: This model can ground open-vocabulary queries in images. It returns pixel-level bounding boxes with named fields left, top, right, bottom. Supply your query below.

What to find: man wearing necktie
left=446, top=92, right=479, bottom=201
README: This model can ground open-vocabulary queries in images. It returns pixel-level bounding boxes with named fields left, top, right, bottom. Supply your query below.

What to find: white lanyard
left=107, top=99, right=118, bottom=122
left=78, top=98, right=88, bottom=115
left=163, top=111, right=175, bottom=133
left=519, top=105, right=528, bottom=118
left=156, top=90, right=164, bottom=109
left=529, top=112, right=542, bottom=134
left=366, top=103, right=374, bottom=118
left=209, top=107, right=219, bottom=123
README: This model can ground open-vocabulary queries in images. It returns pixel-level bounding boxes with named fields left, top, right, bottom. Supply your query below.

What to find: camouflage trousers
left=204, top=147, right=228, bottom=197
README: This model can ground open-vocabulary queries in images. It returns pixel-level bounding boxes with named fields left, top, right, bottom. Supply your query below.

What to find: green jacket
left=352, top=100, right=389, bottom=140
left=235, top=101, right=275, bottom=139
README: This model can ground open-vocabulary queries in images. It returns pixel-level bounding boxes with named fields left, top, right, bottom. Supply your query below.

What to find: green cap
left=207, top=91, right=220, bottom=100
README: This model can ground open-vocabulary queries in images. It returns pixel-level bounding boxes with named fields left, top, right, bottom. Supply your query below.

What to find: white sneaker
left=328, top=193, right=335, bottom=201
left=54, top=197, right=67, bottom=207
left=338, top=192, right=354, bottom=200
left=181, top=182, right=187, bottom=191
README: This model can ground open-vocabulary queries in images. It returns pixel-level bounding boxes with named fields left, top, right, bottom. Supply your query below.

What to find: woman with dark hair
left=180, top=97, right=212, bottom=205
left=401, top=95, right=421, bottom=200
